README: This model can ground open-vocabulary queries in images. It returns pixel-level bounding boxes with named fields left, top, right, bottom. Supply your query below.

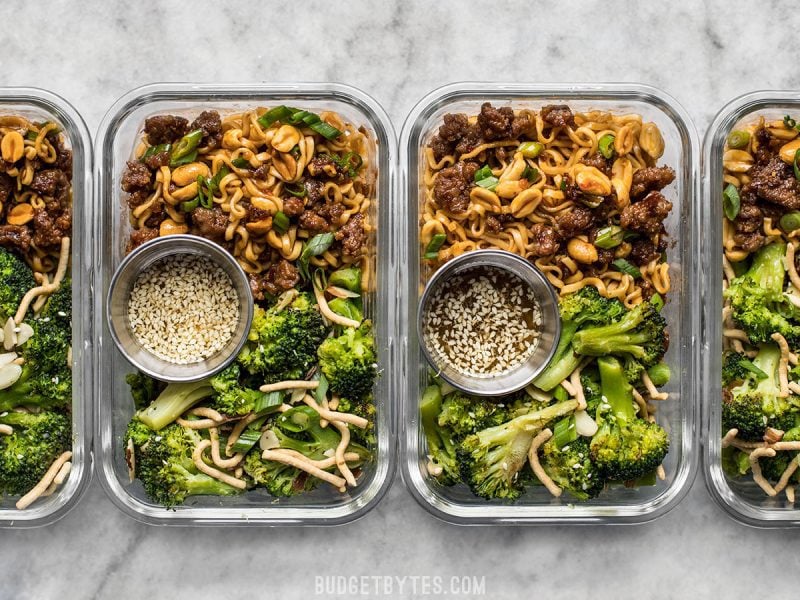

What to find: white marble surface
left=1, top=1, right=798, bottom=598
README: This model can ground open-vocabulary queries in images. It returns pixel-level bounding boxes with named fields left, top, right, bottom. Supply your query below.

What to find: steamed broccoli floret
left=456, top=399, right=579, bottom=501
left=245, top=405, right=369, bottom=497
left=534, top=287, right=627, bottom=391
left=135, top=380, right=214, bottom=431
left=237, top=292, right=328, bottom=382
left=0, top=248, right=36, bottom=322
left=317, top=321, right=377, bottom=402
left=336, top=394, right=376, bottom=448
left=126, top=371, right=165, bottom=411
left=725, top=243, right=800, bottom=345
left=420, top=385, right=459, bottom=485
left=437, top=393, right=516, bottom=440
left=208, top=363, right=270, bottom=417
left=589, top=356, right=669, bottom=482
left=126, top=421, right=241, bottom=507
left=539, top=436, right=606, bottom=500
left=40, top=277, right=71, bottom=324
left=581, top=368, right=603, bottom=415
left=0, top=411, right=71, bottom=496
left=572, top=301, right=668, bottom=368
left=761, top=427, right=800, bottom=482
left=721, top=446, right=752, bottom=479
left=722, top=343, right=800, bottom=440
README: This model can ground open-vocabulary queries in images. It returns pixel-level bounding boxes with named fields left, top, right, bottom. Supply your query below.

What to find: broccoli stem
left=533, top=321, right=580, bottom=391
left=750, top=343, right=782, bottom=396
left=182, top=470, right=240, bottom=497
left=598, top=356, right=636, bottom=423
left=136, top=381, right=214, bottom=431
left=571, top=305, right=650, bottom=359
left=747, top=241, right=786, bottom=295
left=420, top=385, right=450, bottom=455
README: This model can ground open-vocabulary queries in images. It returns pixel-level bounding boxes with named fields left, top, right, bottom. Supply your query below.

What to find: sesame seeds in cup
left=107, top=235, right=254, bottom=383
left=417, top=250, right=560, bottom=396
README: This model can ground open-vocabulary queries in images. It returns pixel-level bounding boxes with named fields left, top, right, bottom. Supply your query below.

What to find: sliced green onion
left=197, top=175, right=213, bottom=209
left=473, top=165, right=493, bottom=181
left=553, top=416, right=578, bottom=449
left=612, top=258, right=641, bottom=279
left=552, top=384, right=569, bottom=402
left=521, top=165, right=540, bottom=183
left=284, top=182, right=307, bottom=198
left=141, top=143, right=171, bottom=161
left=180, top=197, right=199, bottom=213
left=784, top=115, right=797, bottom=129
left=328, top=267, right=362, bottom=293
left=231, top=157, right=250, bottom=169
left=726, top=130, right=750, bottom=149
left=594, top=225, right=624, bottom=249
left=209, top=166, right=230, bottom=190
left=598, top=134, right=615, bottom=159
left=25, top=122, right=59, bottom=140
left=169, top=129, right=203, bottom=167
left=272, top=211, right=290, bottom=234
left=257, top=105, right=294, bottom=128
left=794, top=148, right=800, bottom=182
left=722, top=184, right=740, bottom=221
left=309, top=120, right=342, bottom=140
left=314, top=373, right=329, bottom=405
left=740, top=358, right=768, bottom=380
left=559, top=179, right=567, bottom=191
left=278, top=406, right=312, bottom=432
left=254, top=391, right=284, bottom=414
left=230, top=429, right=263, bottom=454
left=650, top=293, right=664, bottom=311
left=518, top=141, right=544, bottom=158
left=780, top=211, right=800, bottom=232
left=424, top=233, right=447, bottom=260
left=475, top=176, right=499, bottom=191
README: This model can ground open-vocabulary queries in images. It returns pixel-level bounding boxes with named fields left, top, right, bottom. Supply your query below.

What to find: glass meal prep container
left=703, top=91, right=800, bottom=527
left=399, top=83, right=700, bottom=524
left=0, top=87, right=93, bottom=528
left=94, top=83, right=396, bottom=525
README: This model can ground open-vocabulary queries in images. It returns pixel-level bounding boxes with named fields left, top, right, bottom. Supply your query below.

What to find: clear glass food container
left=399, top=83, right=700, bottom=524
left=0, top=87, right=93, bottom=528
left=703, top=91, right=800, bottom=527
left=94, top=83, right=396, bottom=525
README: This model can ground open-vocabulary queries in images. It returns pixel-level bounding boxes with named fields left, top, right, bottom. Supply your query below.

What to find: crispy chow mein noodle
left=121, top=107, right=375, bottom=301
left=422, top=103, right=675, bottom=304
left=721, top=114, right=800, bottom=500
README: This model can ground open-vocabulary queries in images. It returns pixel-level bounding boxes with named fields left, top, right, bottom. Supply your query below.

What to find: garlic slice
left=259, top=429, right=280, bottom=451
left=3, top=317, right=15, bottom=350
left=15, top=322, right=33, bottom=346
left=0, top=363, right=22, bottom=390
left=0, top=352, right=16, bottom=368
left=326, top=285, right=360, bottom=299
left=575, top=409, right=599, bottom=437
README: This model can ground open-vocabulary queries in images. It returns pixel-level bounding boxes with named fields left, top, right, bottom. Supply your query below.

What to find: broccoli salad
left=125, top=263, right=378, bottom=508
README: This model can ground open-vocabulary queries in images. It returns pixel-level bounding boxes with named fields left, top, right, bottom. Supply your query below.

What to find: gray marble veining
left=1, top=0, right=798, bottom=598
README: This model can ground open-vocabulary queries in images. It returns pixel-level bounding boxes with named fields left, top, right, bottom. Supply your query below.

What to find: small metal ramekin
left=417, top=249, right=560, bottom=396
left=106, top=234, right=254, bottom=383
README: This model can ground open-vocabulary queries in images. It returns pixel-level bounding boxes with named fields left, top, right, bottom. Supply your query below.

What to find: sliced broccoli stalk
left=420, top=385, right=459, bottom=485
left=589, top=356, right=669, bottom=482
left=135, top=381, right=214, bottom=431
left=456, top=399, right=579, bottom=501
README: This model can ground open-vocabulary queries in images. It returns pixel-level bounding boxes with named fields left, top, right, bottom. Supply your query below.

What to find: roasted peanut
left=768, top=121, right=800, bottom=141
left=271, top=125, right=302, bottom=154
left=640, top=122, right=665, bottom=159
left=567, top=238, right=598, bottom=264
left=273, top=153, right=297, bottom=181
left=246, top=218, right=273, bottom=234
left=576, top=166, right=612, bottom=196
left=159, top=219, right=189, bottom=236
left=495, top=180, right=523, bottom=199
left=723, top=149, right=754, bottom=173
left=171, top=162, right=210, bottom=187
left=7, top=203, right=33, bottom=225
left=779, top=139, right=800, bottom=164
left=170, top=182, right=199, bottom=201
left=1, top=131, right=24, bottom=163
left=614, top=124, right=636, bottom=155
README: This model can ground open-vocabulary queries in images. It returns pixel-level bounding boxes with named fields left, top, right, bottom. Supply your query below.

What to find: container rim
left=399, top=82, right=701, bottom=524
left=702, top=90, right=800, bottom=528
left=0, top=86, right=94, bottom=528
left=93, top=81, right=398, bottom=526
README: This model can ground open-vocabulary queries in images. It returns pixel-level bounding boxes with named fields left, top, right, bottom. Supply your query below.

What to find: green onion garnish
left=522, top=165, right=540, bottom=183
left=257, top=106, right=294, bottom=128
left=740, top=358, right=768, bottom=380
left=794, top=148, right=800, bottom=182
left=284, top=182, right=307, bottom=198
left=598, top=134, right=615, bottom=159
left=272, top=211, right=290, bottom=234
left=553, top=416, right=578, bottom=449
left=254, top=391, right=284, bottom=415
left=780, top=211, right=800, bottom=232
left=309, top=121, right=342, bottom=140
left=726, top=130, right=750, bottom=149
left=169, top=129, right=203, bottom=167
left=257, top=105, right=342, bottom=140
left=231, top=157, right=250, bottom=169
left=612, top=258, right=641, bottom=279
left=196, top=175, right=213, bottom=209
left=594, top=225, right=625, bottom=249
left=518, top=141, right=544, bottom=159
left=180, top=197, right=199, bottom=213
left=474, top=165, right=493, bottom=182
left=475, top=176, right=499, bottom=191
left=230, top=429, right=262, bottom=454
left=141, top=143, right=171, bottom=161
left=722, top=184, right=740, bottom=221
left=559, top=180, right=567, bottom=191
left=784, top=115, right=797, bottom=129
left=424, top=233, right=447, bottom=260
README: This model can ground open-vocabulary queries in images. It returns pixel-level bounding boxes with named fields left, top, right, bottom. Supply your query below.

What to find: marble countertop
left=2, top=0, right=798, bottom=598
